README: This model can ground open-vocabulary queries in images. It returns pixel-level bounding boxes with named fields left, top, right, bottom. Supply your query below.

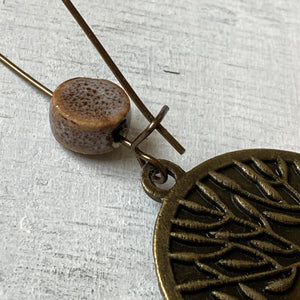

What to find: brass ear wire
left=0, top=0, right=185, bottom=183
left=0, top=52, right=169, bottom=183
left=0, top=54, right=53, bottom=97
left=119, top=106, right=170, bottom=184
left=61, top=0, right=185, bottom=156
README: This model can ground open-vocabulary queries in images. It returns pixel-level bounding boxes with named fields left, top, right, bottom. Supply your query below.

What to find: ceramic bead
left=50, top=77, right=130, bottom=154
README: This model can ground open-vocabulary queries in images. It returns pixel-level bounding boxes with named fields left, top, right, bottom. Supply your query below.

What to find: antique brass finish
left=142, top=149, right=300, bottom=299
left=2, top=2, right=300, bottom=299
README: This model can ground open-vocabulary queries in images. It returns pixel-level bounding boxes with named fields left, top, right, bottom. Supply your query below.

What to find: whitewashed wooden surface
left=0, top=0, right=300, bottom=299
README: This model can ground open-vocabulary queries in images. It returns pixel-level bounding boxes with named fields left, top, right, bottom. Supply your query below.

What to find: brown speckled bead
left=50, top=77, right=131, bottom=155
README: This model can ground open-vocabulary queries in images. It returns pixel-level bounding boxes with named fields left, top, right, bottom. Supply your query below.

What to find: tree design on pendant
left=142, top=149, right=300, bottom=300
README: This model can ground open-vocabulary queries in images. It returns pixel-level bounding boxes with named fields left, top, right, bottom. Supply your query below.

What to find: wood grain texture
left=0, top=0, right=300, bottom=299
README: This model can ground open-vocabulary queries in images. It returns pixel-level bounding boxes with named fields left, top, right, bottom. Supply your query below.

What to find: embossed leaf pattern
left=196, top=182, right=227, bottom=211
left=178, top=199, right=223, bottom=216
left=294, top=160, right=300, bottom=176
left=239, top=284, right=267, bottom=300
left=234, top=160, right=262, bottom=182
left=169, top=246, right=232, bottom=262
left=212, top=291, right=239, bottom=300
left=251, top=157, right=277, bottom=179
left=233, top=195, right=265, bottom=220
left=263, top=211, right=300, bottom=225
left=250, top=240, right=292, bottom=255
left=219, top=259, right=268, bottom=270
left=277, top=157, right=288, bottom=179
left=167, top=156, right=300, bottom=299
left=257, top=180, right=283, bottom=202
left=171, top=232, right=225, bottom=245
left=265, top=267, right=296, bottom=292
left=209, top=171, right=242, bottom=192
left=171, top=217, right=228, bottom=230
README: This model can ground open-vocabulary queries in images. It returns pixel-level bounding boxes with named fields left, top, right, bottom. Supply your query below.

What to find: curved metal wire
left=118, top=106, right=170, bottom=184
left=61, top=0, right=185, bottom=155
left=1, top=0, right=185, bottom=181
left=0, top=53, right=53, bottom=97
left=0, top=52, right=172, bottom=183
left=120, top=137, right=168, bottom=184
left=131, top=105, right=169, bottom=149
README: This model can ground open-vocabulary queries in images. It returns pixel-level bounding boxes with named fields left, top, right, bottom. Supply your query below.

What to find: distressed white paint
left=0, top=0, right=300, bottom=299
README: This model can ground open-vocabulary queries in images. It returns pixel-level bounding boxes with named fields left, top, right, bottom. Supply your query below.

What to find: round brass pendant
left=142, top=149, right=300, bottom=300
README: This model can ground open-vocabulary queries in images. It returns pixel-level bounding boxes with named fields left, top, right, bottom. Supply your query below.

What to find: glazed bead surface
left=50, top=77, right=130, bottom=154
